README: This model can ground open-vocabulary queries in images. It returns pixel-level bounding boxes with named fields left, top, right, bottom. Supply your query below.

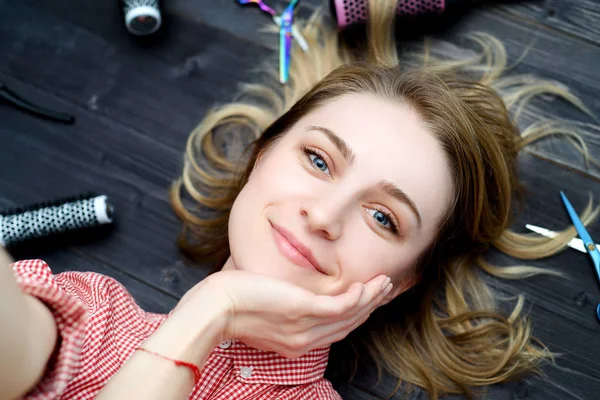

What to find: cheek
left=337, top=232, right=418, bottom=285
left=337, top=232, right=389, bottom=281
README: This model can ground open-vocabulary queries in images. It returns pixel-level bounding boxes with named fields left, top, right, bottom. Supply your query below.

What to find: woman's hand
left=195, top=269, right=393, bottom=359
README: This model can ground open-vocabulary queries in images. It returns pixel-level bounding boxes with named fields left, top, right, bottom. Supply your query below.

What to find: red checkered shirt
left=12, top=259, right=342, bottom=400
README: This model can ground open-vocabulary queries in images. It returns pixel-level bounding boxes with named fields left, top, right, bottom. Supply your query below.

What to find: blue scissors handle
left=561, top=191, right=600, bottom=322
left=561, top=191, right=600, bottom=278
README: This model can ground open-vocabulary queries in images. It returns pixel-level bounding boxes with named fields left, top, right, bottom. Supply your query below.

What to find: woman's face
left=224, top=94, right=453, bottom=298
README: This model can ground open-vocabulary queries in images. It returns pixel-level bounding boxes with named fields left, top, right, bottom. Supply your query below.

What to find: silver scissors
left=236, top=0, right=309, bottom=52
left=237, top=0, right=308, bottom=84
left=526, top=191, right=600, bottom=321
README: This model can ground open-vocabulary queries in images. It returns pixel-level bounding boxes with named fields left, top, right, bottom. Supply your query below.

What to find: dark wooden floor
left=1, top=0, right=599, bottom=399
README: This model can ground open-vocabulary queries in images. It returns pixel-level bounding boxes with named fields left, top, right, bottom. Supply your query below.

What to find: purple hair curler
left=330, top=0, right=447, bottom=29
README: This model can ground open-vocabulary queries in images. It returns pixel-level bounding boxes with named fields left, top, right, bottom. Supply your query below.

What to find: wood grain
left=170, top=1, right=600, bottom=180
left=495, top=0, right=600, bottom=46
left=1, top=0, right=600, bottom=399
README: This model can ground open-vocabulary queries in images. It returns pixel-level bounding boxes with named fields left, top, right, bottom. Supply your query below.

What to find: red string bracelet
left=137, top=347, right=201, bottom=384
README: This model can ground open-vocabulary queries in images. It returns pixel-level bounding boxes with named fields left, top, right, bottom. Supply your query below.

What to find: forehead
left=287, top=94, right=453, bottom=232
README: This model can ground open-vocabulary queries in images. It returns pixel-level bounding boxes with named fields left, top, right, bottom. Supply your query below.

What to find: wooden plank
left=400, top=8, right=600, bottom=180
left=2, top=0, right=600, bottom=398
left=477, top=153, right=600, bottom=398
left=486, top=153, right=600, bottom=394
left=168, top=1, right=600, bottom=179
left=0, top=219, right=179, bottom=314
left=4, top=0, right=599, bottom=177
left=172, top=0, right=319, bottom=49
left=0, top=185, right=178, bottom=314
left=0, top=1, right=274, bottom=299
left=327, top=346, right=517, bottom=399
left=494, top=0, right=600, bottom=46
left=0, top=74, right=210, bottom=299
left=0, top=0, right=271, bottom=155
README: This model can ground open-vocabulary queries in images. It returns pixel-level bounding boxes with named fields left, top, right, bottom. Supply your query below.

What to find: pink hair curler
left=331, top=0, right=446, bottom=29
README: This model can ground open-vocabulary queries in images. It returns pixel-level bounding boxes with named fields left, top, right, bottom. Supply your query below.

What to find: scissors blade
left=560, top=191, right=600, bottom=277
left=525, top=224, right=588, bottom=253
left=272, top=16, right=308, bottom=52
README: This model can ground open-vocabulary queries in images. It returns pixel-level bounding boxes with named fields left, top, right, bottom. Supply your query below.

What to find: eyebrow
left=377, top=181, right=423, bottom=230
left=307, top=125, right=356, bottom=164
left=306, top=125, right=423, bottom=230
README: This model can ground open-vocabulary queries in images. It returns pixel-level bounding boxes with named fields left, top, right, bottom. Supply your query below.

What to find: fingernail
left=380, top=277, right=389, bottom=290
left=381, top=277, right=391, bottom=290
left=383, top=282, right=393, bottom=296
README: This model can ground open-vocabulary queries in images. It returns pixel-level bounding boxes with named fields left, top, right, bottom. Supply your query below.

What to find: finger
left=257, top=291, right=386, bottom=358
left=310, top=306, right=376, bottom=349
left=313, top=275, right=389, bottom=322
left=311, top=282, right=365, bottom=318
left=308, top=292, right=386, bottom=346
left=315, top=286, right=392, bottom=347
left=345, top=275, right=389, bottom=315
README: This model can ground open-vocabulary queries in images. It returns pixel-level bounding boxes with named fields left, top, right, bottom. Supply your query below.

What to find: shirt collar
left=213, top=339, right=331, bottom=385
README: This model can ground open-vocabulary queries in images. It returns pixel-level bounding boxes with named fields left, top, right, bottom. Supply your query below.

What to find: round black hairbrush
left=0, top=193, right=114, bottom=248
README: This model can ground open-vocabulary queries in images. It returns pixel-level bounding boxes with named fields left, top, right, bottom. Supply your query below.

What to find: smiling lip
left=270, top=222, right=324, bottom=273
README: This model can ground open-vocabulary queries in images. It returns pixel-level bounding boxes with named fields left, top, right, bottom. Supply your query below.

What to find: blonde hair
left=171, top=1, right=598, bottom=398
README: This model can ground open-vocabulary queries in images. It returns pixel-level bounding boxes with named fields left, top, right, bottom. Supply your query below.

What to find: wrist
left=142, top=284, right=230, bottom=363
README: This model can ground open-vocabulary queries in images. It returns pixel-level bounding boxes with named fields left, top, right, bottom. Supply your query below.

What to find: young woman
left=2, top=1, right=596, bottom=399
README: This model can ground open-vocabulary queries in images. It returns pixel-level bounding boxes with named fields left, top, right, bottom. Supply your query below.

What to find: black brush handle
left=0, top=82, right=75, bottom=124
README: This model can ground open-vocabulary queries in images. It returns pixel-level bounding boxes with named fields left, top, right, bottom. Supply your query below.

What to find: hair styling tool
left=237, top=0, right=302, bottom=84
left=0, top=82, right=75, bottom=124
left=278, top=0, right=300, bottom=84
left=0, top=194, right=114, bottom=248
left=528, top=192, right=600, bottom=322
left=121, top=0, right=162, bottom=35
left=330, top=0, right=467, bottom=29
left=237, top=0, right=308, bottom=52
left=526, top=224, right=599, bottom=253
left=559, top=192, right=600, bottom=322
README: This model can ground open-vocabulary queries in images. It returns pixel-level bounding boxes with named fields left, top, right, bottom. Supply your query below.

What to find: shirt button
left=218, top=340, right=232, bottom=349
left=240, top=366, right=254, bottom=378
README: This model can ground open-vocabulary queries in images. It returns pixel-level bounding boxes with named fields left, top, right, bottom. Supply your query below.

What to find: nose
left=300, top=195, right=346, bottom=240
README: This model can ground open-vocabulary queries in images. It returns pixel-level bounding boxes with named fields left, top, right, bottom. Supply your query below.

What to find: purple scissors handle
left=236, top=0, right=276, bottom=15
left=237, top=0, right=302, bottom=84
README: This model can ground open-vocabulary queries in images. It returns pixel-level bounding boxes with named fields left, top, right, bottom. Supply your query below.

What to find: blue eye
left=367, top=209, right=390, bottom=227
left=365, top=208, right=399, bottom=234
left=374, top=211, right=389, bottom=225
left=310, top=154, right=329, bottom=172
left=302, top=146, right=331, bottom=176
